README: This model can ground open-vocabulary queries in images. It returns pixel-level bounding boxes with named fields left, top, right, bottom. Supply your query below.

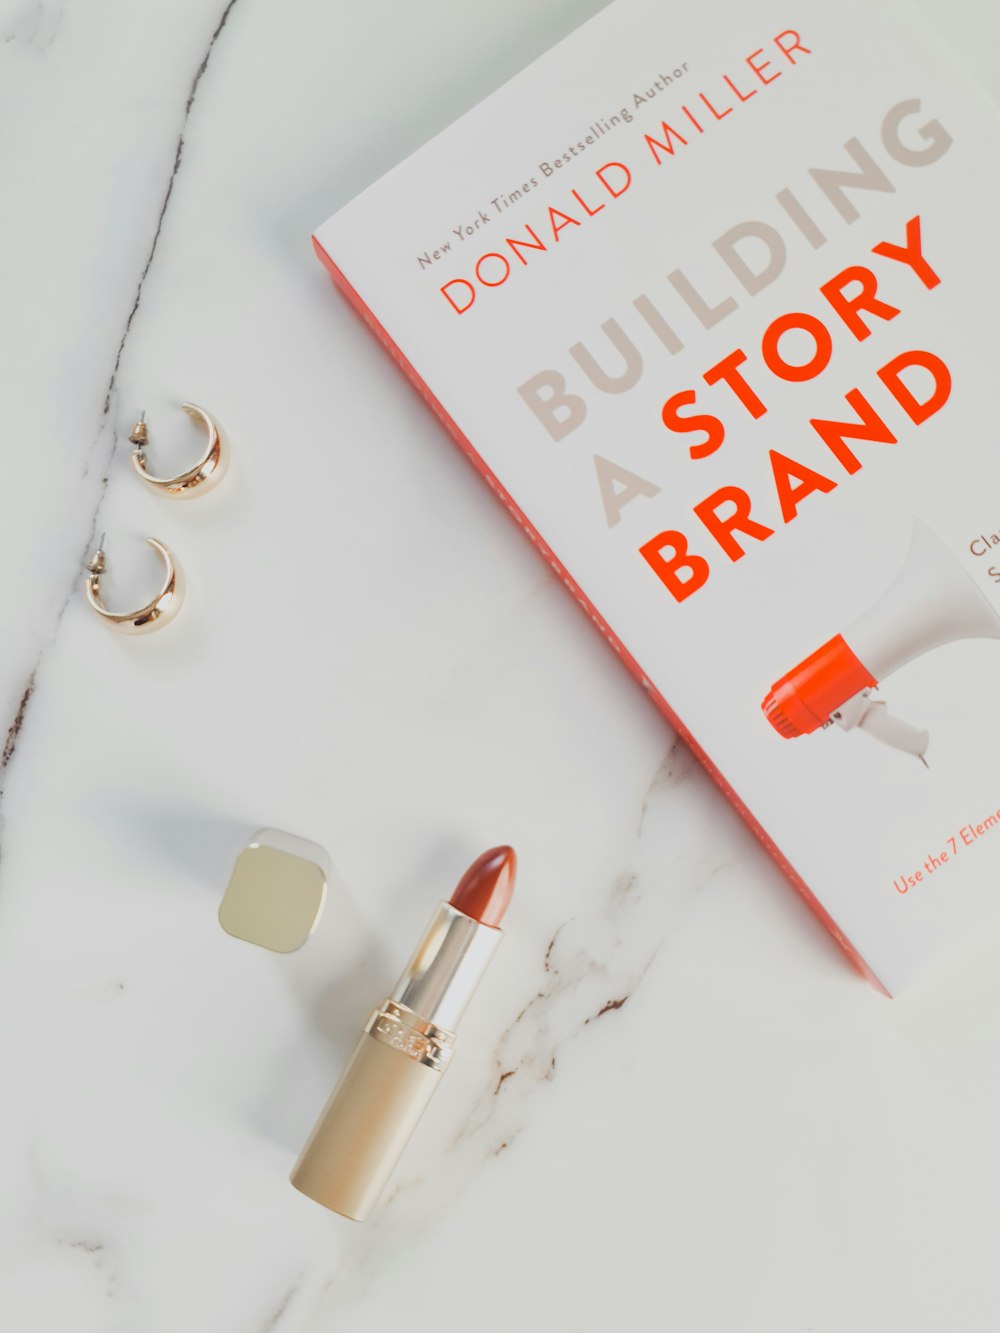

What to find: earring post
left=129, top=411, right=148, bottom=447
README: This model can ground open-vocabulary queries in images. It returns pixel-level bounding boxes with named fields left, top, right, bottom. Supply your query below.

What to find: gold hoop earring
left=130, top=403, right=228, bottom=498
left=84, top=537, right=184, bottom=634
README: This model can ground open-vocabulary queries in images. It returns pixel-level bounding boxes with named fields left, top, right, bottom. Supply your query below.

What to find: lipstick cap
left=219, top=828, right=330, bottom=953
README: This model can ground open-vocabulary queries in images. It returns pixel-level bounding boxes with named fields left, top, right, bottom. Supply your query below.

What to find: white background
left=2, top=1, right=1000, bottom=1329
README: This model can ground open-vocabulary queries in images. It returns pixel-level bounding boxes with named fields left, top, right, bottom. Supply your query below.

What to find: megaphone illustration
left=762, top=521, right=1000, bottom=763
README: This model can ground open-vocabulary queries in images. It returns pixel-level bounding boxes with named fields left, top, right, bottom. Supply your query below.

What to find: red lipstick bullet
left=449, top=844, right=516, bottom=927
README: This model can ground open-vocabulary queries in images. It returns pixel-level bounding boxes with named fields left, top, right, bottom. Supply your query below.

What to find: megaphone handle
left=857, top=701, right=929, bottom=760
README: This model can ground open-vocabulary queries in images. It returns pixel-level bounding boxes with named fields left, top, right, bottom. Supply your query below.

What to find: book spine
left=311, top=233, right=889, bottom=996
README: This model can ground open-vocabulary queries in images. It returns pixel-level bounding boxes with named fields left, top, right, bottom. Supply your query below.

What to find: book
left=313, top=0, right=1000, bottom=994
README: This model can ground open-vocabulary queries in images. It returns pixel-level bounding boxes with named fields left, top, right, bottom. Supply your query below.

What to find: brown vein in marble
left=486, top=936, right=657, bottom=1107
left=1, top=672, right=35, bottom=793
left=447, top=912, right=659, bottom=1158
left=448, top=739, right=698, bottom=1159
left=260, top=1278, right=300, bottom=1333
left=59, top=1233, right=115, bottom=1299
left=587, top=994, right=630, bottom=1021
left=638, top=733, right=696, bottom=837
left=101, top=0, right=242, bottom=415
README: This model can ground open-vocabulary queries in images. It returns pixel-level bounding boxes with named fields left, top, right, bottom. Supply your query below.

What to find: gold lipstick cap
left=219, top=828, right=330, bottom=953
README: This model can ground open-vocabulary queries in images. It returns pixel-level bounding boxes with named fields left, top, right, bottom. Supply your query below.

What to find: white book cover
left=314, top=0, right=1000, bottom=994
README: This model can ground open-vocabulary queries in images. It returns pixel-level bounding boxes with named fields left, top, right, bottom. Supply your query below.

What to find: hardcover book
left=314, top=0, right=1000, bottom=994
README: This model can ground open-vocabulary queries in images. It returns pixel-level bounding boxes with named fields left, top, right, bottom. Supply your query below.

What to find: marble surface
left=4, top=1, right=1000, bottom=1329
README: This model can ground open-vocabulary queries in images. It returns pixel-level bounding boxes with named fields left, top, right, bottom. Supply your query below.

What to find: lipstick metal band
left=366, top=1000, right=455, bottom=1072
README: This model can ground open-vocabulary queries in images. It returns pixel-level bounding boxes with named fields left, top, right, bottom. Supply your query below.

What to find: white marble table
left=3, top=1, right=1000, bottom=1329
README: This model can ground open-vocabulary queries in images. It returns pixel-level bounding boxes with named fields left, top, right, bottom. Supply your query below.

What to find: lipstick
left=291, top=845, right=516, bottom=1220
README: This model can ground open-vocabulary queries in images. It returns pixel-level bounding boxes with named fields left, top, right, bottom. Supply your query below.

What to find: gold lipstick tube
left=291, top=901, right=503, bottom=1220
